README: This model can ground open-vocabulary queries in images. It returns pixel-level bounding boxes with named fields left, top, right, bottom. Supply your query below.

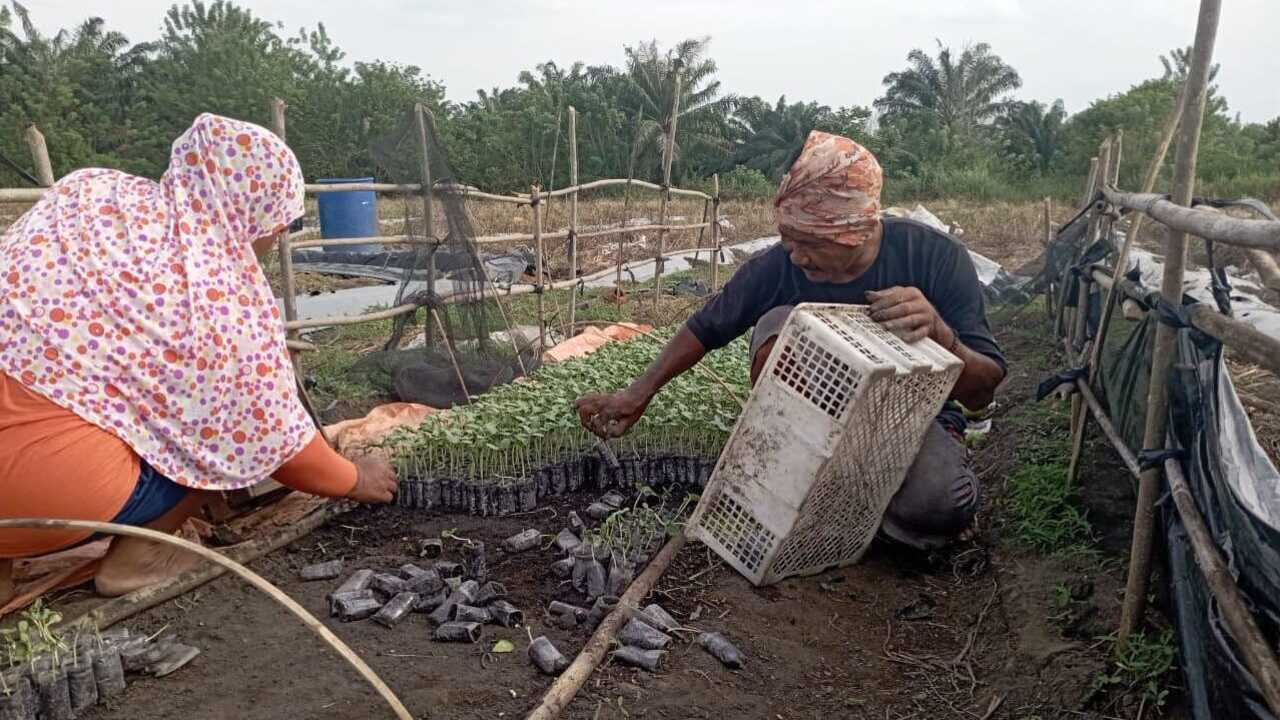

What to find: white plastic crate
left=685, top=303, right=963, bottom=585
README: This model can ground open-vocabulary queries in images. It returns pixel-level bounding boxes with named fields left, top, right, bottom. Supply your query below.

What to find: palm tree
left=1160, top=46, right=1224, bottom=114
left=518, top=60, right=586, bottom=190
left=622, top=37, right=733, bottom=179
left=997, top=99, right=1067, bottom=175
left=732, top=96, right=833, bottom=180
left=875, top=41, right=1022, bottom=133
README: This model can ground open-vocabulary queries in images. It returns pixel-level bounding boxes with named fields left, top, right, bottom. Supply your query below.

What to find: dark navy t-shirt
left=685, top=217, right=1005, bottom=429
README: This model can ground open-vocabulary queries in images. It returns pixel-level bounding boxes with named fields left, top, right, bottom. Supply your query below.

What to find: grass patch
left=1006, top=461, right=1094, bottom=554
left=1093, top=629, right=1179, bottom=712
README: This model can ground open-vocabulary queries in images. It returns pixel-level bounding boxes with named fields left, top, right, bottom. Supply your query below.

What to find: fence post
left=532, top=185, right=546, bottom=351
left=1064, top=135, right=1113, bottom=486
left=267, top=98, right=303, bottom=377
left=1079, top=157, right=1100, bottom=211
left=413, top=104, right=436, bottom=347
left=1089, top=84, right=1186, bottom=380
left=1042, top=197, right=1052, bottom=247
left=653, top=59, right=683, bottom=312
left=567, top=106, right=579, bottom=337
left=24, top=124, right=54, bottom=187
left=1110, top=129, right=1124, bottom=185
left=1119, top=0, right=1222, bottom=649
left=710, top=173, right=721, bottom=291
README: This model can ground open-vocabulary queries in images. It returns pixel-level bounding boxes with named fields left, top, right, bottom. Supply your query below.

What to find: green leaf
left=491, top=639, right=515, bottom=654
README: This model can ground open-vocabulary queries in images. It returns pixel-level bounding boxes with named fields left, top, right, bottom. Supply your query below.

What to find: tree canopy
left=0, top=2, right=1275, bottom=202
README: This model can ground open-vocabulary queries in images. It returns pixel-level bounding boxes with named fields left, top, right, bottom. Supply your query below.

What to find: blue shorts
left=109, top=462, right=189, bottom=527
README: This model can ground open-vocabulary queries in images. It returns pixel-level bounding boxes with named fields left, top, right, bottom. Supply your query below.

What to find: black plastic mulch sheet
left=1066, top=275, right=1280, bottom=718
left=1163, top=327, right=1280, bottom=719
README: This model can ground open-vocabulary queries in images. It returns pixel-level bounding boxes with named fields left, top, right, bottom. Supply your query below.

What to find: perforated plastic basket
left=685, top=303, right=963, bottom=585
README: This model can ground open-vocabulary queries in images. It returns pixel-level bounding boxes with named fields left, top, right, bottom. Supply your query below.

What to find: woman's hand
left=575, top=389, right=651, bottom=439
left=346, top=455, right=399, bottom=504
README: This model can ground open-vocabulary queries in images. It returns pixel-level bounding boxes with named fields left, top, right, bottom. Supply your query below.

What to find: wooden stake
left=266, top=98, right=304, bottom=381
left=1042, top=196, right=1053, bottom=247
left=525, top=531, right=687, bottom=720
left=567, top=106, right=579, bottom=338
left=23, top=124, right=54, bottom=187
left=413, top=104, right=437, bottom=348
left=532, top=185, right=546, bottom=351
left=1119, top=0, right=1221, bottom=648
left=1163, top=459, right=1280, bottom=715
left=653, top=59, right=683, bottom=311
left=1069, top=88, right=1187, bottom=485
left=433, top=309, right=471, bottom=403
left=1080, top=157, right=1100, bottom=211
left=710, top=173, right=721, bottom=291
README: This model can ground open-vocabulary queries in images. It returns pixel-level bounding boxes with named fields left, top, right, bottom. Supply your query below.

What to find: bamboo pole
left=0, top=517, right=413, bottom=720
left=567, top=106, right=579, bottom=338
left=1059, top=155, right=1103, bottom=335
left=1247, top=249, right=1280, bottom=293
left=532, top=185, right=546, bottom=351
left=285, top=302, right=420, bottom=330
left=1162, top=459, right=1280, bottom=714
left=414, top=104, right=437, bottom=348
left=266, top=98, right=305, bottom=380
left=1102, top=188, right=1280, bottom=251
left=1067, top=133, right=1124, bottom=481
left=1080, top=157, right=1100, bottom=210
left=525, top=531, right=687, bottom=720
left=432, top=309, right=471, bottom=403
left=533, top=177, right=710, bottom=200
left=305, top=182, right=423, bottom=194
left=1042, top=197, right=1053, bottom=247
left=710, top=173, right=721, bottom=291
left=24, top=124, right=54, bottom=187
left=653, top=60, right=684, bottom=312
left=0, top=188, right=45, bottom=202
left=1119, top=0, right=1222, bottom=648
left=1110, top=129, right=1123, bottom=185
left=1068, top=89, right=1188, bottom=484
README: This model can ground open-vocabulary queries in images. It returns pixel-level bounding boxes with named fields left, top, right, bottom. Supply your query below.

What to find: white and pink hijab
left=0, top=113, right=314, bottom=490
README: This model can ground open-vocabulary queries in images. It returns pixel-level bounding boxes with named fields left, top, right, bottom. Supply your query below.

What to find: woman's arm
left=574, top=326, right=708, bottom=438
left=274, top=434, right=398, bottom=503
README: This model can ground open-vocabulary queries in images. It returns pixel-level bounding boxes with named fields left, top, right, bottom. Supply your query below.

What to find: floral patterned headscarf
left=0, top=113, right=314, bottom=490
left=774, top=130, right=883, bottom=246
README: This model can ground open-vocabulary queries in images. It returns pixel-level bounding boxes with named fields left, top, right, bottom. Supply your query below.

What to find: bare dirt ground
left=75, top=302, right=1174, bottom=720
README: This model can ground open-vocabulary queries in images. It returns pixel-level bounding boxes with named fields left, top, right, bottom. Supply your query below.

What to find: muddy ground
left=72, top=304, right=1180, bottom=720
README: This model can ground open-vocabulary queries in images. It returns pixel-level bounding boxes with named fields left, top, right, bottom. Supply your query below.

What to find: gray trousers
left=749, top=305, right=980, bottom=550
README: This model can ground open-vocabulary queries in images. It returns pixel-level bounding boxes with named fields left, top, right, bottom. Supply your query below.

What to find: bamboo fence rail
left=1039, top=2, right=1280, bottom=710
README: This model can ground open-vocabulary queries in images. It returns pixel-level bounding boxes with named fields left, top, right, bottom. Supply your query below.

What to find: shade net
left=345, top=105, right=540, bottom=407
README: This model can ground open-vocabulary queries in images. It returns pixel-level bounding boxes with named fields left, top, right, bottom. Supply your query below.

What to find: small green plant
left=384, top=329, right=750, bottom=487
left=1093, top=629, right=1178, bottom=711
left=1005, top=462, right=1094, bottom=554
left=0, top=600, right=67, bottom=671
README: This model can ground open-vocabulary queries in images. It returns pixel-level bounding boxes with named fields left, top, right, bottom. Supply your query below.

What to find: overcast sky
left=26, top=0, right=1280, bottom=123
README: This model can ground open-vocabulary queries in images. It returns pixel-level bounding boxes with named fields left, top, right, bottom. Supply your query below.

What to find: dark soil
left=75, top=308, right=1180, bottom=720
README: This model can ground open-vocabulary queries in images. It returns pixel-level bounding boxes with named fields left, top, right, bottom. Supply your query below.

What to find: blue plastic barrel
left=316, top=177, right=379, bottom=254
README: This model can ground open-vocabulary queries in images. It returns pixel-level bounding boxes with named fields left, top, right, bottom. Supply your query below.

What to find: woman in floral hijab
left=0, top=114, right=397, bottom=603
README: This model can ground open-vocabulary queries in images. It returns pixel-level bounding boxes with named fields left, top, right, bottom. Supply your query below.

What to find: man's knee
left=748, top=305, right=795, bottom=384
left=882, top=423, right=979, bottom=547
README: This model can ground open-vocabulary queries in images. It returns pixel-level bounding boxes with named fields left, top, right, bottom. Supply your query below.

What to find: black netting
left=343, top=105, right=541, bottom=407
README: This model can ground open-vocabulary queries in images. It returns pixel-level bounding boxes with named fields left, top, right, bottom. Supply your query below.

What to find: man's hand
left=575, top=389, right=651, bottom=439
left=867, top=286, right=954, bottom=345
left=346, top=455, right=399, bottom=504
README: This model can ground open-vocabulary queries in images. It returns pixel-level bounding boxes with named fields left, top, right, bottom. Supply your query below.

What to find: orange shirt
left=0, top=373, right=356, bottom=558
